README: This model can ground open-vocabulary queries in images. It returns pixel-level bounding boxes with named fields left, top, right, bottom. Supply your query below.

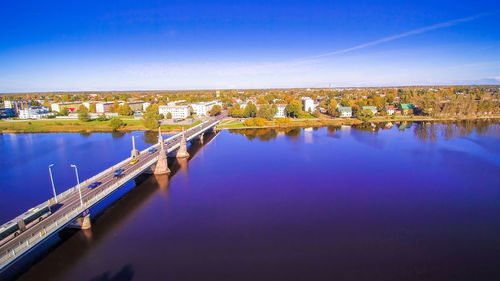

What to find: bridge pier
left=154, top=128, right=170, bottom=175
left=131, top=136, right=139, bottom=158
left=68, top=210, right=92, bottom=230
left=176, top=133, right=190, bottom=158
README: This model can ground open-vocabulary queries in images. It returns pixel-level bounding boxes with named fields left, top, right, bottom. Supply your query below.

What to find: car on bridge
left=87, top=181, right=102, bottom=189
left=130, top=159, right=139, bottom=165
left=114, top=168, right=125, bottom=177
left=148, top=147, right=157, bottom=154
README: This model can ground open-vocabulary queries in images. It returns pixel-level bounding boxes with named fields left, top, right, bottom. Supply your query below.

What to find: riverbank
left=0, top=119, right=202, bottom=133
left=218, top=115, right=500, bottom=130
left=1, top=116, right=498, bottom=133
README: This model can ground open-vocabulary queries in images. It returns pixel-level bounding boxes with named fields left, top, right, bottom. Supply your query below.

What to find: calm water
left=1, top=121, right=500, bottom=281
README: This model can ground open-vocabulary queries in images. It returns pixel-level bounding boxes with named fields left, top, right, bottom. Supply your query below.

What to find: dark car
left=148, top=147, right=157, bottom=154
left=87, top=181, right=102, bottom=189
left=114, top=168, right=125, bottom=177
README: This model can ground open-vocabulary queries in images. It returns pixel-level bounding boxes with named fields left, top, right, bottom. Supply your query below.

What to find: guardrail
left=0, top=119, right=220, bottom=270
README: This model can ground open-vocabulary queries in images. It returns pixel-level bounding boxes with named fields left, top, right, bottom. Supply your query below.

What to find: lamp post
left=70, top=164, right=84, bottom=206
left=48, top=164, right=58, bottom=203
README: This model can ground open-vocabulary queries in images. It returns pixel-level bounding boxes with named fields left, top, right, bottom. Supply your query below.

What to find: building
left=385, top=105, right=396, bottom=115
left=82, top=102, right=91, bottom=110
left=362, top=106, right=378, bottom=114
left=337, top=106, right=352, bottom=117
left=4, top=100, right=25, bottom=114
left=159, top=105, right=190, bottom=119
left=122, top=101, right=145, bottom=112
left=191, top=100, right=221, bottom=117
left=0, top=108, right=16, bottom=119
left=275, top=104, right=287, bottom=118
left=18, top=107, right=54, bottom=119
left=400, top=104, right=416, bottom=115
left=302, top=97, right=317, bottom=112
left=142, top=102, right=151, bottom=112
left=96, top=102, right=114, bottom=113
left=51, top=102, right=81, bottom=113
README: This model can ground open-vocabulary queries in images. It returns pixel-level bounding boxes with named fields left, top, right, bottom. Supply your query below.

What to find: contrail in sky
left=299, top=12, right=495, bottom=61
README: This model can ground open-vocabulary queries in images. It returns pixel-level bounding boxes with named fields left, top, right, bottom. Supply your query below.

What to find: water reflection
left=142, top=131, right=158, bottom=144
left=227, top=120, right=499, bottom=145
left=111, top=131, right=126, bottom=138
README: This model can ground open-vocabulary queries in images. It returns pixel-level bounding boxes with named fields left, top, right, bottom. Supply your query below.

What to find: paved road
left=0, top=116, right=224, bottom=266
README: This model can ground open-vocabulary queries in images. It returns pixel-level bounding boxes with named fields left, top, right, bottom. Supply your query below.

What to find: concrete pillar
left=176, top=133, right=190, bottom=158
left=154, top=127, right=170, bottom=174
left=81, top=214, right=92, bottom=230
left=131, top=136, right=139, bottom=158
left=71, top=213, right=92, bottom=230
left=199, top=133, right=204, bottom=144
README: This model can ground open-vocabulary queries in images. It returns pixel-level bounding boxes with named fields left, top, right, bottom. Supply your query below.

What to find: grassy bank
left=0, top=119, right=202, bottom=133
left=1, top=116, right=498, bottom=133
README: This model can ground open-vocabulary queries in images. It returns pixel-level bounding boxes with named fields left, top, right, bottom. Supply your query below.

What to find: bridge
left=0, top=116, right=223, bottom=274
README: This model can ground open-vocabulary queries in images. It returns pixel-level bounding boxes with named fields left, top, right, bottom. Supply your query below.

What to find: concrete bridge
left=0, top=116, right=223, bottom=274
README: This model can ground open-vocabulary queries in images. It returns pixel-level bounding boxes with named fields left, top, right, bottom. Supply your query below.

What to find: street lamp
left=48, top=164, right=58, bottom=203
left=70, top=164, right=84, bottom=206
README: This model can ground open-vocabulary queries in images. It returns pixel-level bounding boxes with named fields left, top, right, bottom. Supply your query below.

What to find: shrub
left=243, top=117, right=268, bottom=127
left=110, top=117, right=124, bottom=131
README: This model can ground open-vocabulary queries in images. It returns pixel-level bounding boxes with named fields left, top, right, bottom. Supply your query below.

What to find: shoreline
left=1, top=115, right=499, bottom=133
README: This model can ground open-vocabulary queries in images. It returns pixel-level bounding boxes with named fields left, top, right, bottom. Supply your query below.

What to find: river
left=1, top=121, right=499, bottom=281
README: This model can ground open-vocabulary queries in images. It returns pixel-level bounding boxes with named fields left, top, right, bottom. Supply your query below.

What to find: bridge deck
left=0, top=117, right=221, bottom=272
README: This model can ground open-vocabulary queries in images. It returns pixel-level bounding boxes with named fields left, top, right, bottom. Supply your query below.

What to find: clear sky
left=0, top=0, right=499, bottom=92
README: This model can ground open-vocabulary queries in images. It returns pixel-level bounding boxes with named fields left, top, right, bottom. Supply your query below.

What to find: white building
left=82, top=102, right=91, bottom=109
left=191, top=100, right=221, bottom=117
left=18, top=107, right=54, bottom=119
left=275, top=104, right=287, bottom=118
left=51, top=102, right=81, bottom=113
left=96, top=102, right=114, bottom=113
left=159, top=105, right=190, bottom=119
left=142, top=102, right=151, bottom=111
left=302, top=97, right=317, bottom=112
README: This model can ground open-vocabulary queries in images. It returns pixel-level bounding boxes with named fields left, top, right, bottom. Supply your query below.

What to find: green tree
left=77, top=104, right=88, bottom=113
left=110, top=101, right=120, bottom=113
left=209, top=105, right=222, bottom=116
left=285, top=100, right=302, bottom=118
left=89, top=103, right=97, bottom=113
left=97, top=113, right=108, bottom=121
left=118, top=103, right=133, bottom=116
left=355, top=109, right=374, bottom=122
left=78, top=111, right=91, bottom=122
left=256, top=104, right=277, bottom=121
left=327, top=99, right=338, bottom=116
left=243, top=102, right=257, bottom=117
left=59, top=107, right=69, bottom=116
left=228, top=104, right=244, bottom=117
left=142, top=104, right=162, bottom=130
left=165, top=112, right=172, bottom=119
left=110, top=117, right=124, bottom=131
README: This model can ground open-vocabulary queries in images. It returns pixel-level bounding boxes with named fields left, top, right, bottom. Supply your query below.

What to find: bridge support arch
left=154, top=128, right=170, bottom=175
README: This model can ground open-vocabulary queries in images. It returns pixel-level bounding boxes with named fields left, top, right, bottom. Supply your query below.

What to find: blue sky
left=0, top=0, right=499, bottom=92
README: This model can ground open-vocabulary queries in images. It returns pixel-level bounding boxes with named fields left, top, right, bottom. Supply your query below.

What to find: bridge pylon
left=154, top=127, right=170, bottom=175
left=176, top=132, right=190, bottom=158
